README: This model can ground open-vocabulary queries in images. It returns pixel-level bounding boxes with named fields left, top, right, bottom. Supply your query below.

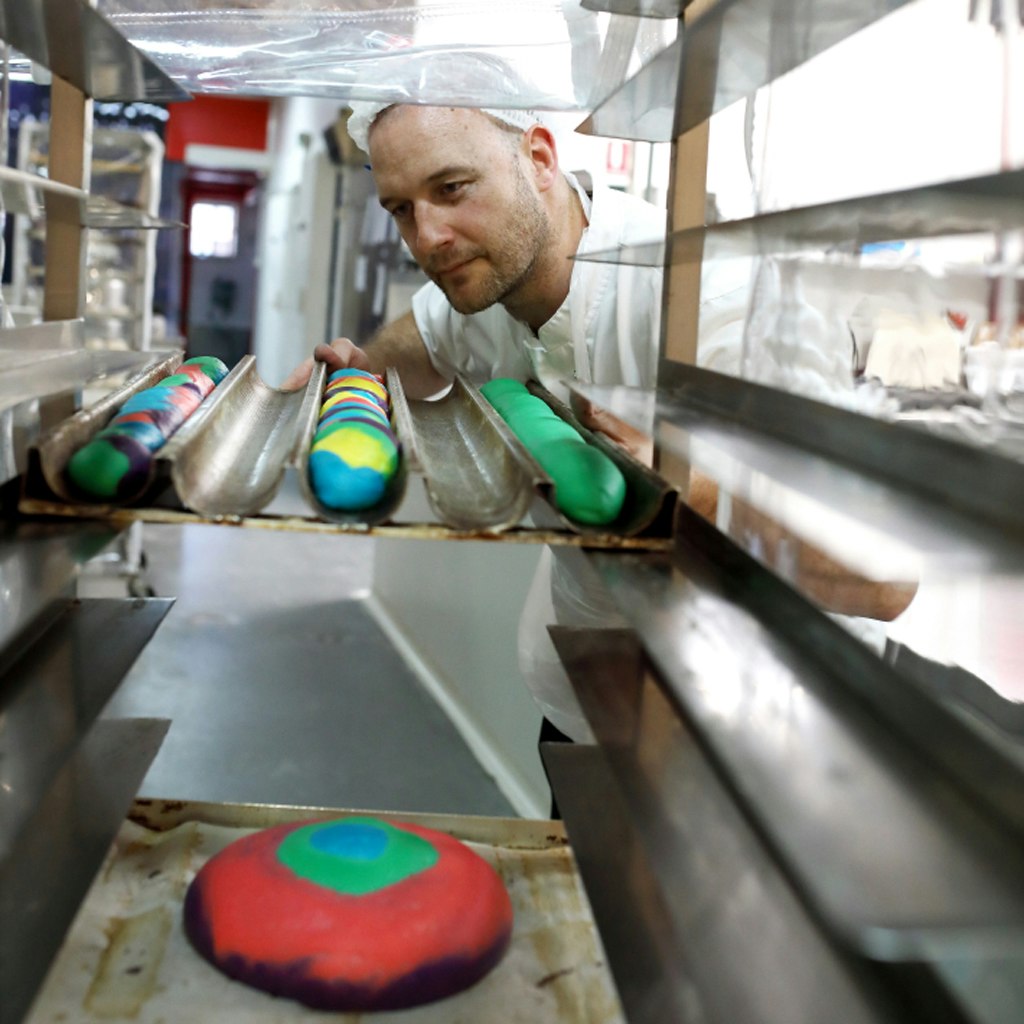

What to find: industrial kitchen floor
left=93, top=491, right=517, bottom=818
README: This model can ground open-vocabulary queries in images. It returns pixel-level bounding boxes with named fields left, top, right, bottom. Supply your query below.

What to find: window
left=189, top=200, right=239, bottom=258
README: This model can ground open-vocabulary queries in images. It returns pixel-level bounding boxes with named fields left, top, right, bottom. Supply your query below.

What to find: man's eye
left=440, top=181, right=466, bottom=199
left=389, top=202, right=411, bottom=219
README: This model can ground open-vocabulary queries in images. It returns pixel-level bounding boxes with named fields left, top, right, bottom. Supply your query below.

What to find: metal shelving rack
left=0, top=5, right=188, bottom=1024
left=4, top=2, right=1024, bottom=1023
left=549, top=2, right=1024, bottom=1023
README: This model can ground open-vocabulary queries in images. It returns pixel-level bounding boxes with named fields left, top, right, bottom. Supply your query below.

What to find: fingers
left=282, top=339, right=373, bottom=393
left=280, top=357, right=314, bottom=392
left=313, top=338, right=373, bottom=374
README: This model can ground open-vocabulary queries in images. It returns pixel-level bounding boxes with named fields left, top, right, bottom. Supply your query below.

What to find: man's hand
left=281, top=337, right=373, bottom=391
left=574, top=398, right=655, bottom=466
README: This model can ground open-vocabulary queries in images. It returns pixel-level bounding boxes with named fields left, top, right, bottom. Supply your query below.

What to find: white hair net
left=344, top=49, right=549, bottom=153
left=348, top=102, right=543, bottom=153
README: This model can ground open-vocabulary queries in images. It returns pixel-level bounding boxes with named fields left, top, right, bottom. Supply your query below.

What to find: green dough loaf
left=481, top=379, right=626, bottom=525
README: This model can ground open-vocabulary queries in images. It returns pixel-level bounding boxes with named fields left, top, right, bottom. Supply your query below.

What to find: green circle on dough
left=277, top=817, right=439, bottom=895
left=67, top=441, right=129, bottom=499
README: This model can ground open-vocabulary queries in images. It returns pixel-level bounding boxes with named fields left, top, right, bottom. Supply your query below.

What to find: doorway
left=180, top=168, right=262, bottom=367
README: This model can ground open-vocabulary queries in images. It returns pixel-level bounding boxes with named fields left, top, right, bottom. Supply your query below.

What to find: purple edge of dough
left=182, top=883, right=511, bottom=1013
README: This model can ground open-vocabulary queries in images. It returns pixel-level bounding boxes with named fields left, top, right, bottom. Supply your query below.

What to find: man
left=285, top=98, right=914, bottom=760
left=284, top=103, right=665, bottom=454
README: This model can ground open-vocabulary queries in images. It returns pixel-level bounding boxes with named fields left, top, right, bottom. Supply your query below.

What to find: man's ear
left=523, top=125, right=559, bottom=192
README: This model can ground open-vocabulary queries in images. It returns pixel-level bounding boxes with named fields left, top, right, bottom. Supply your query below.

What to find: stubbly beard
left=430, top=162, right=550, bottom=316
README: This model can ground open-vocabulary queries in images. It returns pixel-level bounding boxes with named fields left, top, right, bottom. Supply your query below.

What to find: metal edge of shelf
left=581, top=0, right=685, bottom=16
left=546, top=627, right=903, bottom=1023
left=541, top=742, right=701, bottom=1024
left=656, top=362, right=1024, bottom=545
left=0, top=716, right=170, bottom=1024
left=15, top=496, right=675, bottom=551
left=578, top=0, right=915, bottom=142
left=0, top=0, right=190, bottom=103
left=0, top=596, right=175, bottom=863
left=573, top=167, right=1024, bottom=268
left=587, top=508, right=1024, bottom=885
left=563, top=379, right=1024, bottom=578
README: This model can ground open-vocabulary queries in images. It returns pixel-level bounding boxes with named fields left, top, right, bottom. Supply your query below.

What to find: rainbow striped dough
left=66, top=356, right=229, bottom=500
left=184, top=816, right=513, bottom=1012
left=481, top=378, right=627, bottom=525
left=308, top=368, right=399, bottom=510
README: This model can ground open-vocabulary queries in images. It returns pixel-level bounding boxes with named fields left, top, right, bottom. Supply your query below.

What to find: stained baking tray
left=23, top=798, right=624, bottom=1024
left=23, top=356, right=677, bottom=542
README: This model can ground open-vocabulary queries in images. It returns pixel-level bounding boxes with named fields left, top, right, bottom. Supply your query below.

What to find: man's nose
left=414, top=203, right=454, bottom=252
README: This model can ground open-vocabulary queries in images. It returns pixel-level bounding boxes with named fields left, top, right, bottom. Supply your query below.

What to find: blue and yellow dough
left=308, top=369, right=399, bottom=510
left=66, top=356, right=229, bottom=500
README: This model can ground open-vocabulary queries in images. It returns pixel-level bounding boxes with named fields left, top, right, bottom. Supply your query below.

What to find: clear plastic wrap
left=94, top=1, right=654, bottom=113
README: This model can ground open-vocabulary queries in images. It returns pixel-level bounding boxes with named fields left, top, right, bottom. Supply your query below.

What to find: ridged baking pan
left=25, top=356, right=676, bottom=538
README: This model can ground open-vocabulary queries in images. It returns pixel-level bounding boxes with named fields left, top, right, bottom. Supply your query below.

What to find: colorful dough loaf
left=184, top=816, right=513, bottom=1012
left=481, top=378, right=627, bottom=525
left=308, top=368, right=399, bottom=510
left=66, top=356, right=229, bottom=500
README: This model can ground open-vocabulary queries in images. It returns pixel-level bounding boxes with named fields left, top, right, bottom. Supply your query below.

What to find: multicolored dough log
left=308, top=368, right=399, bottom=510
left=184, top=816, right=514, bottom=1012
left=66, top=356, right=229, bottom=500
left=481, top=378, right=627, bottom=525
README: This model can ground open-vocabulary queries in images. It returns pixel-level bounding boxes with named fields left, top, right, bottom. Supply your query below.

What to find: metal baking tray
left=23, top=357, right=677, bottom=541
left=23, top=798, right=624, bottom=1024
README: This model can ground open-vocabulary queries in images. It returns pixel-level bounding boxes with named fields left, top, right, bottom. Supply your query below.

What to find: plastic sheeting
left=93, top=0, right=675, bottom=112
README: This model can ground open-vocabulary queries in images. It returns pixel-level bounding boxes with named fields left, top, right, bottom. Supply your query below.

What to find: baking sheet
left=25, top=801, right=625, bottom=1024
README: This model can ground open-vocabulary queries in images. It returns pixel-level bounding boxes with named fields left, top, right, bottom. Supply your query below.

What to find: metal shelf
left=582, top=0, right=683, bottom=13
left=543, top=648, right=899, bottom=1024
left=0, top=0, right=189, bottom=102
left=578, top=517, right=1024, bottom=959
left=575, top=168, right=1024, bottom=267
left=0, top=167, right=183, bottom=230
left=579, top=0, right=914, bottom=142
left=568, top=369, right=1024, bottom=575
left=0, top=596, right=172, bottom=1024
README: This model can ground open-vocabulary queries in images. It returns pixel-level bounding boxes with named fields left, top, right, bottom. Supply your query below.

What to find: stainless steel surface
left=542, top=742, right=703, bottom=1024
left=586, top=524, right=1024, bottom=959
left=0, top=167, right=182, bottom=229
left=547, top=629, right=899, bottom=1024
left=17, top=496, right=674, bottom=549
left=0, top=519, right=121, bottom=660
left=1, top=325, right=160, bottom=488
left=163, top=354, right=315, bottom=518
left=567, top=371, right=1024, bottom=574
left=127, top=797, right=566, bottom=848
left=575, top=169, right=1024, bottom=267
left=1, top=596, right=173, bottom=858
left=393, top=373, right=539, bottom=532
left=0, top=0, right=189, bottom=102
left=27, top=357, right=676, bottom=539
left=582, top=0, right=683, bottom=14
left=0, top=716, right=169, bottom=1024
left=579, top=0, right=913, bottom=142
left=0, top=345, right=155, bottom=414
left=24, top=351, right=180, bottom=503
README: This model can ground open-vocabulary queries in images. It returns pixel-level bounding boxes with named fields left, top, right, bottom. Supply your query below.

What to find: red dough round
left=183, top=817, right=513, bottom=1011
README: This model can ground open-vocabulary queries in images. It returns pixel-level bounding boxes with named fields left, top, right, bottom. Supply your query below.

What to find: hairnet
left=348, top=102, right=542, bottom=153
left=344, top=49, right=547, bottom=153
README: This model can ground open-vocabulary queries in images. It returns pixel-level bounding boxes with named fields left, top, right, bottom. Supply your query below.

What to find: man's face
left=369, top=106, right=550, bottom=315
